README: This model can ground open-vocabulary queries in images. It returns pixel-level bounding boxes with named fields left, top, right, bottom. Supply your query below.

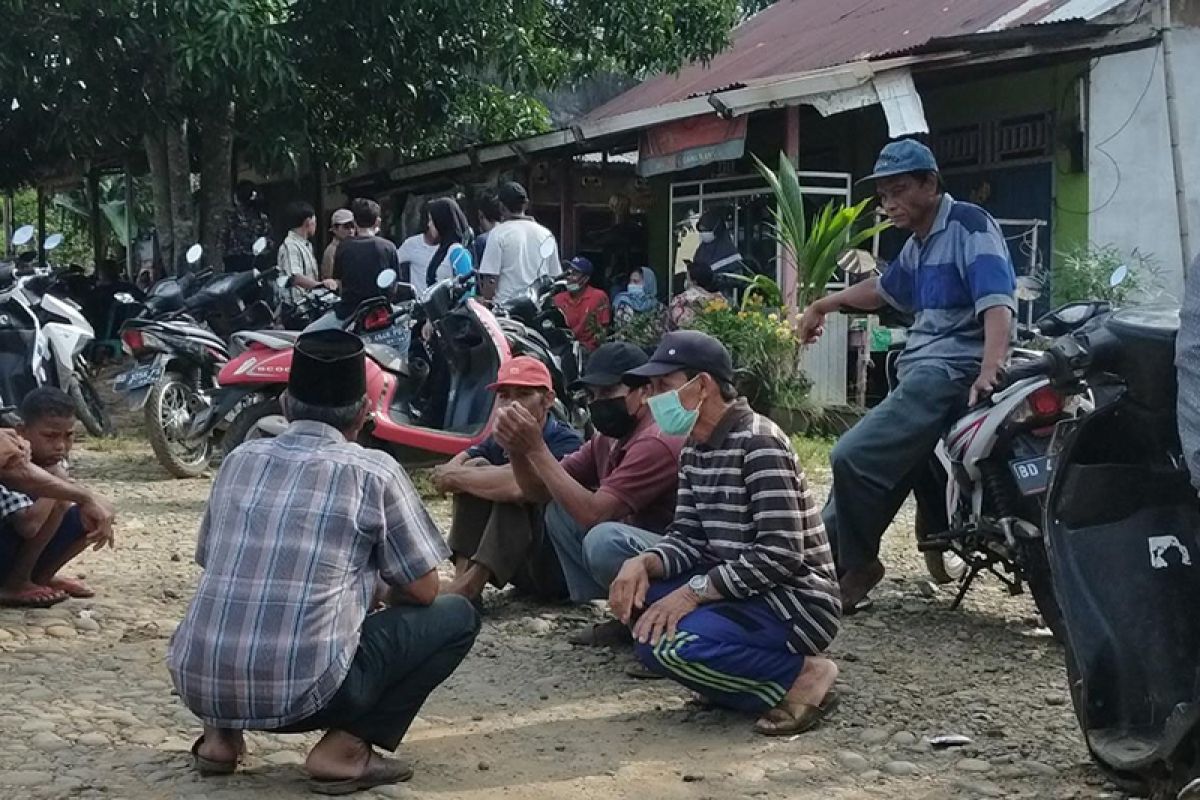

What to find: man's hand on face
left=609, top=557, right=651, bottom=626
left=80, top=493, right=116, bottom=551
left=0, top=429, right=31, bottom=472
left=632, top=585, right=699, bottom=646
left=494, top=404, right=543, bottom=456
left=969, top=361, right=1003, bottom=406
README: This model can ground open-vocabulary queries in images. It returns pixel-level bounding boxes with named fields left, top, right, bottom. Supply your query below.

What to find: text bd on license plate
left=1010, top=455, right=1051, bottom=495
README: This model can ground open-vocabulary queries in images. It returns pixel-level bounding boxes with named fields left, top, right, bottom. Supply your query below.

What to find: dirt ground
left=0, top=431, right=1130, bottom=800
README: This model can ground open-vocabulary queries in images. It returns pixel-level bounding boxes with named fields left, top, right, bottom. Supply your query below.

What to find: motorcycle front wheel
left=145, top=373, right=211, bottom=478
left=69, top=375, right=114, bottom=437
left=1019, top=536, right=1065, bottom=641
left=224, top=396, right=282, bottom=455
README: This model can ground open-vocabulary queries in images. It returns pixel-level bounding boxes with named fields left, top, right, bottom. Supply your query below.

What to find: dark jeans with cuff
left=822, top=365, right=970, bottom=575
left=273, top=595, right=479, bottom=751
left=446, top=493, right=568, bottom=600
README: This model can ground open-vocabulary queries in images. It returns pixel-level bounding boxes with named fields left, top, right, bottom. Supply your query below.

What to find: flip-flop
left=309, top=756, right=414, bottom=796
left=45, top=576, right=95, bottom=598
left=624, top=660, right=665, bottom=680
left=753, top=691, right=840, bottom=736
left=190, top=736, right=238, bottom=776
left=842, top=597, right=875, bottom=617
left=0, top=587, right=69, bottom=608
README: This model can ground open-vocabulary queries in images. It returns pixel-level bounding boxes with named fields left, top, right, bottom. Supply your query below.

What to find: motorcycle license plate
left=1009, top=455, right=1051, bottom=496
left=114, top=361, right=164, bottom=393
left=362, top=325, right=410, bottom=352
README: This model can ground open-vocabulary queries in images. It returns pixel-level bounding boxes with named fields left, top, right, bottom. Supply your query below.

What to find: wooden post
left=780, top=106, right=801, bottom=311
left=88, top=170, right=104, bottom=270
left=125, top=162, right=136, bottom=280
left=3, top=191, right=12, bottom=258
left=559, top=160, right=574, bottom=257
left=36, top=186, right=47, bottom=268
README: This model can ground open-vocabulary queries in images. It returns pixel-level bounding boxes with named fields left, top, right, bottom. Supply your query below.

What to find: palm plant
left=753, top=152, right=891, bottom=309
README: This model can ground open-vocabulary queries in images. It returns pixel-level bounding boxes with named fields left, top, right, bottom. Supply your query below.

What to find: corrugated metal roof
left=589, top=0, right=1130, bottom=119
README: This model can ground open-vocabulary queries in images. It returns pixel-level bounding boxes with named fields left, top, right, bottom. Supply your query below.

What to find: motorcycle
left=113, top=239, right=280, bottom=477
left=1017, top=297, right=1196, bottom=798
left=194, top=270, right=582, bottom=466
left=0, top=226, right=113, bottom=436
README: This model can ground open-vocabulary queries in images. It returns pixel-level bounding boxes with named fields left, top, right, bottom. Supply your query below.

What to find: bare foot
left=197, top=726, right=244, bottom=764
left=0, top=582, right=68, bottom=607
left=839, top=559, right=885, bottom=610
left=442, top=563, right=490, bottom=601
left=42, top=575, right=95, bottom=598
left=305, top=729, right=372, bottom=781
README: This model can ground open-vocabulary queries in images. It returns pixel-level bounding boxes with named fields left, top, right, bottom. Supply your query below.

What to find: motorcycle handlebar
left=1000, top=354, right=1054, bottom=387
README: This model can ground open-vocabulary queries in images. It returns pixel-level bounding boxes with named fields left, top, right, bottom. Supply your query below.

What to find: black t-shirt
left=332, top=235, right=401, bottom=318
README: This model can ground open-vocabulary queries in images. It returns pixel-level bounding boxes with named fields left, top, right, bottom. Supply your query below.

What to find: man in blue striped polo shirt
left=798, top=139, right=1017, bottom=610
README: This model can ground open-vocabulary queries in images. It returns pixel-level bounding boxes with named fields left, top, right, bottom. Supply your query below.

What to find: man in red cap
left=434, top=355, right=583, bottom=603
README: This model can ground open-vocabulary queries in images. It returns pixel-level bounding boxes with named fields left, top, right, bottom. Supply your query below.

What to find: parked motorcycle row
left=0, top=225, right=115, bottom=435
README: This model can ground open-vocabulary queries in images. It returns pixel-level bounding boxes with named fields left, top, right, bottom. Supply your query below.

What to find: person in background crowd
left=798, top=139, right=1016, bottom=611
left=478, top=182, right=561, bottom=306
left=397, top=203, right=439, bottom=294
left=0, top=389, right=116, bottom=607
left=312, top=198, right=402, bottom=331
left=607, top=331, right=842, bottom=735
left=554, top=256, right=611, bottom=352
left=169, top=330, right=477, bottom=793
left=222, top=180, right=272, bottom=273
left=473, top=191, right=502, bottom=266
left=321, top=209, right=356, bottom=280
left=692, top=208, right=746, bottom=291
left=424, top=198, right=475, bottom=291
left=86, top=259, right=144, bottom=346
left=277, top=201, right=331, bottom=295
left=668, top=259, right=722, bottom=331
left=612, top=267, right=667, bottom=345
left=494, top=343, right=685, bottom=647
left=435, top=357, right=583, bottom=604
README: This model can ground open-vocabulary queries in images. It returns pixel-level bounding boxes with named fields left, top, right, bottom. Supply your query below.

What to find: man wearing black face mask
left=496, top=343, right=686, bottom=647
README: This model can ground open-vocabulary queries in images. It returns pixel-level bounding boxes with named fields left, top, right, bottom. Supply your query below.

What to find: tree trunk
left=198, top=102, right=235, bottom=269
left=164, top=118, right=194, bottom=275
left=144, top=130, right=174, bottom=276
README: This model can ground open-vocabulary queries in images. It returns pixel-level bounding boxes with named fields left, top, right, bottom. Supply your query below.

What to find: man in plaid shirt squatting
left=168, top=329, right=478, bottom=795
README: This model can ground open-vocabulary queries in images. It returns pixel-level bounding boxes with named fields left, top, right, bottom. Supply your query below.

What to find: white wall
left=1089, top=32, right=1200, bottom=302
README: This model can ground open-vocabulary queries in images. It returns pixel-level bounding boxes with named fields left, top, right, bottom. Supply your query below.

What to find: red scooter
left=189, top=270, right=581, bottom=465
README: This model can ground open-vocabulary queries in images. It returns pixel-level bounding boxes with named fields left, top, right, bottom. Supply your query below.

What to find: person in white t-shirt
left=478, top=182, right=561, bottom=306
left=397, top=204, right=440, bottom=295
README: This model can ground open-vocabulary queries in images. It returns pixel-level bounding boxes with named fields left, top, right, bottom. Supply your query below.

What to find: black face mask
left=588, top=396, right=638, bottom=439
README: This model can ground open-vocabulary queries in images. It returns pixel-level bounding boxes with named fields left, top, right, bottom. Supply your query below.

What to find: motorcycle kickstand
left=950, top=560, right=983, bottom=611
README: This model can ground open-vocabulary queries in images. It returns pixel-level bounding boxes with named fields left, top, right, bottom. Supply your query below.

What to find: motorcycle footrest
left=916, top=541, right=952, bottom=553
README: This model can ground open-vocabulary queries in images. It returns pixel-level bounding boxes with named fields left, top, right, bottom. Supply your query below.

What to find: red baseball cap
left=487, top=356, right=552, bottom=391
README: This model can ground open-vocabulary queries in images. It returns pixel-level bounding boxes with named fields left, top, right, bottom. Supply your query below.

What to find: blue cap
left=860, top=139, right=939, bottom=183
left=567, top=256, right=593, bottom=275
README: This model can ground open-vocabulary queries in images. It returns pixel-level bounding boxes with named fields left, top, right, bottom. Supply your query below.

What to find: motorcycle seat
left=364, top=343, right=408, bottom=376
left=233, top=330, right=301, bottom=351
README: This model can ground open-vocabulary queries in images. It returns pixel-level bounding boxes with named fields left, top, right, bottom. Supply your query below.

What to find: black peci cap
left=288, top=330, right=366, bottom=407
left=626, top=330, right=734, bottom=384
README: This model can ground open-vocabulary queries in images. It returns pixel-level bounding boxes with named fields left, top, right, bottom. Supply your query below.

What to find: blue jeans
left=543, top=501, right=663, bottom=602
left=822, top=365, right=970, bottom=574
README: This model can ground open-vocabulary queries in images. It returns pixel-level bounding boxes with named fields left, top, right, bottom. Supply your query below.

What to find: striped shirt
left=167, top=421, right=448, bottom=728
left=645, top=401, right=841, bottom=655
left=878, top=193, right=1016, bottom=379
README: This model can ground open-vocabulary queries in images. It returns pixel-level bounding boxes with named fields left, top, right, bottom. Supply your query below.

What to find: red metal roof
left=588, top=0, right=1081, bottom=119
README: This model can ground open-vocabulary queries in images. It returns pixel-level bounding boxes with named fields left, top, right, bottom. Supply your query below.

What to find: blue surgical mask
left=648, top=377, right=702, bottom=437
left=627, top=283, right=645, bottom=295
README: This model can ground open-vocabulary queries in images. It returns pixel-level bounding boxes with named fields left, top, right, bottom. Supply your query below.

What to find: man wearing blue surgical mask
left=606, top=330, right=842, bottom=737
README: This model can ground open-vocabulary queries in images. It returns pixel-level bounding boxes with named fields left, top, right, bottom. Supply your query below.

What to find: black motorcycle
left=1009, top=302, right=1195, bottom=798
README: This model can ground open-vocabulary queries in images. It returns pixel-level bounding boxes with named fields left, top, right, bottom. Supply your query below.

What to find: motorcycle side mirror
left=185, top=244, right=203, bottom=265
left=12, top=225, right=34, bottom=247
left=113, top=292, right=137, bottom=304
left=1110, top=264, right=1129, bottom=288
left=538, top=236, right=556, bottom=261
left=1016, top=275, right=1044, bottom=302
left=43, top=233, right=63, bottom=251
left=837, top=248, right=878, bottom=275
left=376, top=269, right=397, bottom=290
left=252, top=237, right=269, bottom=257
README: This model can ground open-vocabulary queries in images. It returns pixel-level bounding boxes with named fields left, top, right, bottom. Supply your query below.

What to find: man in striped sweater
left=606, top=331, right=842, bottom=735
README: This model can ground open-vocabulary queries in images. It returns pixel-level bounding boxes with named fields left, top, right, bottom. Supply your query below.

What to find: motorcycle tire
left=224, top=396, right=282, bottom=456
left=144, top=373, right=211, bottom=479
left=916, top=503, right=967, bottom=584
left=69, top=376, right=114, bottom=438
left=1018, top=536, right=1065, bottom=642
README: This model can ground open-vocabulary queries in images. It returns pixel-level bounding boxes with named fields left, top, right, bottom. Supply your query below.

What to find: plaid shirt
left=167, top=421, right=448, bottom=728
left=0, top=484, right=32, bottom=522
